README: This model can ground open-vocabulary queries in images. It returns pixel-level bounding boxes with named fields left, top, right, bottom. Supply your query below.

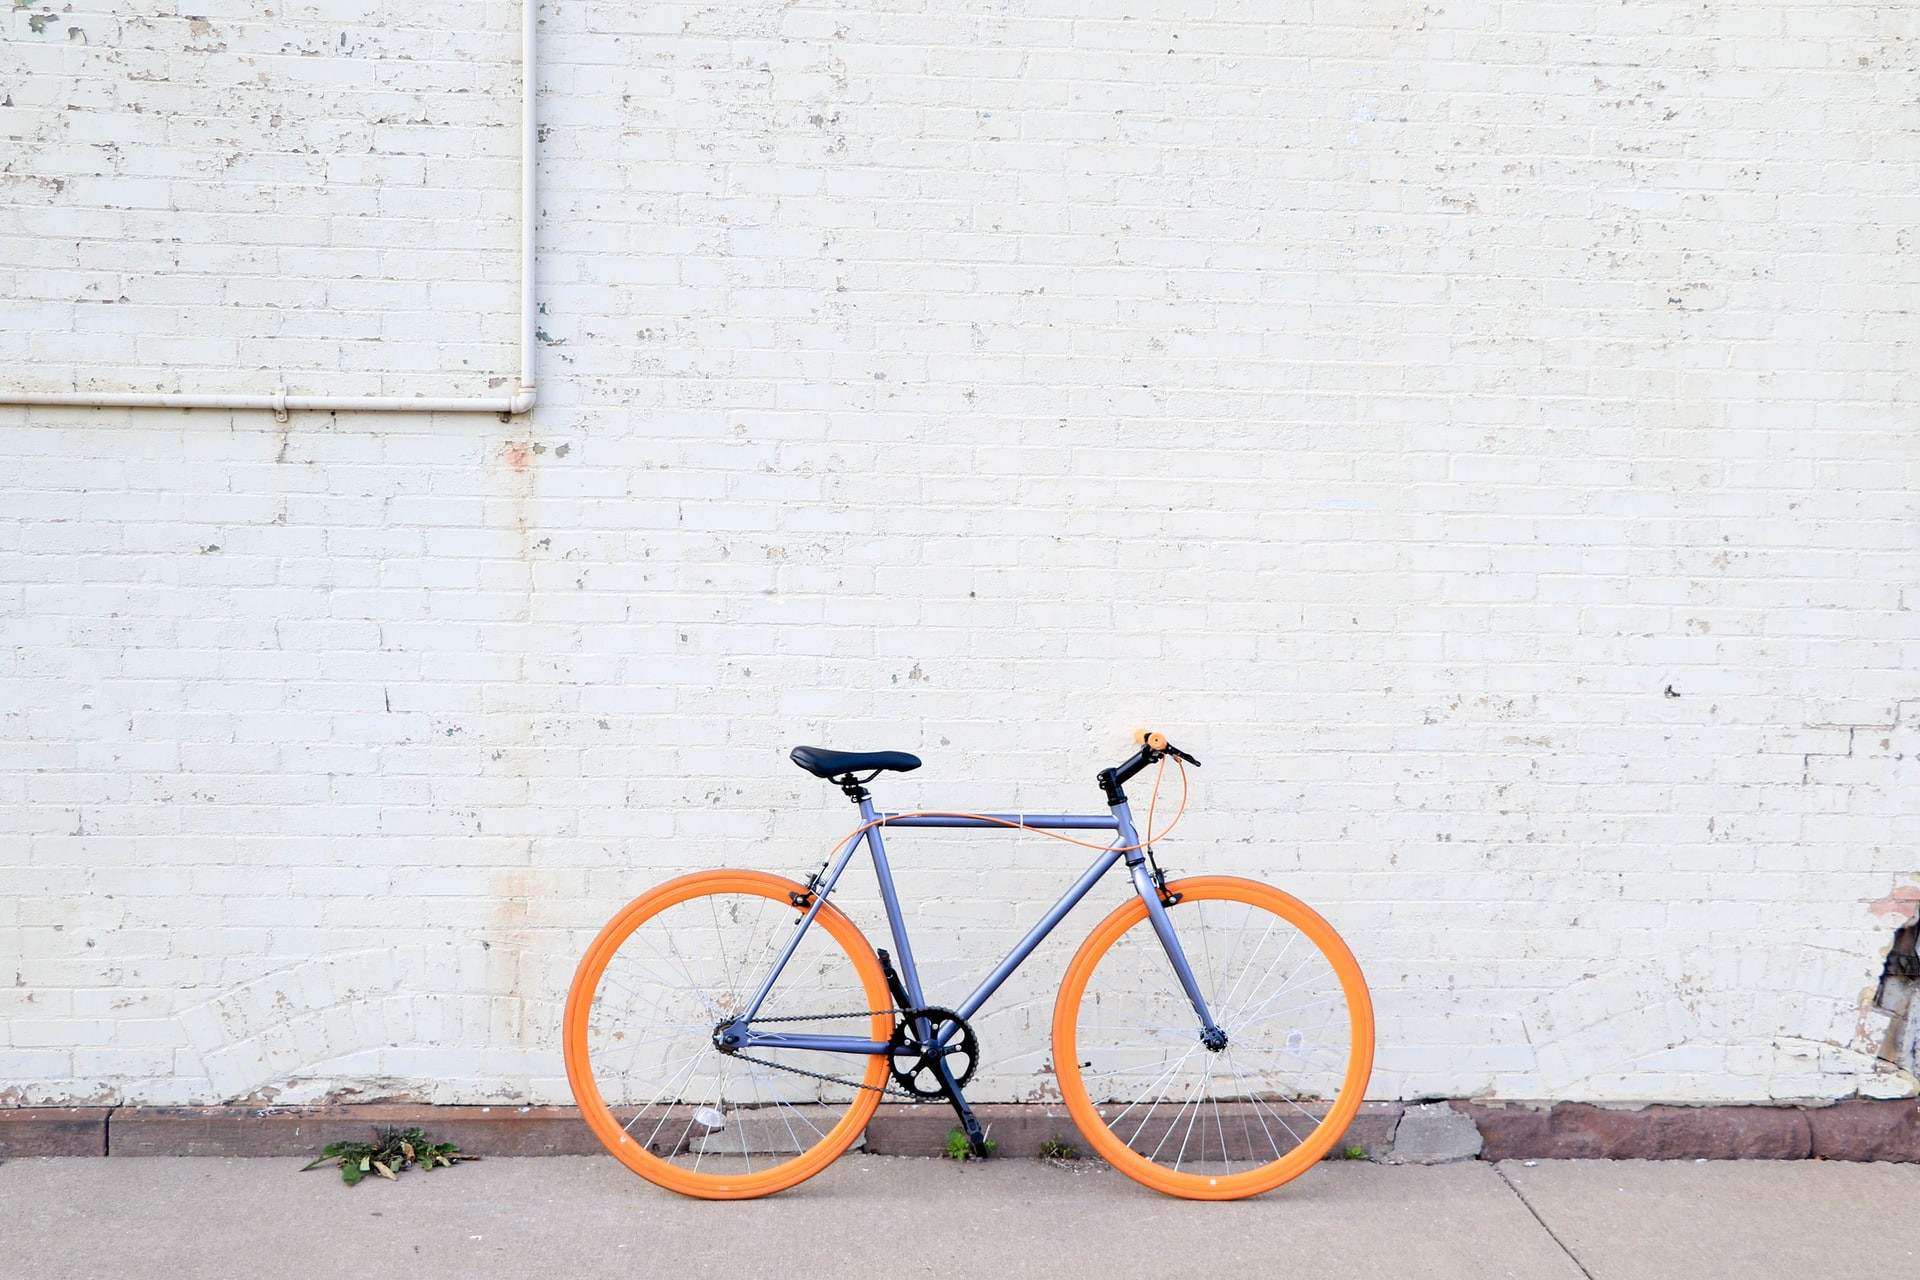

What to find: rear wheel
left=563, top=870, right=892, bottom=1199
left=1052, top=876, right=1374, bottom=1200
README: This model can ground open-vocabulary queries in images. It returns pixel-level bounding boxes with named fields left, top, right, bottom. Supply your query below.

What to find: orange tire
left=1052, top=876, right=1374, bottom=1200
left=563, top=870, right=891, bottom=1199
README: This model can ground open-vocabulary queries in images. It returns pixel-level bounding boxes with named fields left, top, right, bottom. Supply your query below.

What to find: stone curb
left=0, top=1101, right=1403, bottom=1160
left=1458, top=1099, right=1920, bottom=1162
left=0, top=1108, right=111, bottom=1157
left=0, top=1101, right=1405, bottom=1161
left=3, top=1099, right=1915, bottom=1161
left=105, top=1106, right=598, bottom=1158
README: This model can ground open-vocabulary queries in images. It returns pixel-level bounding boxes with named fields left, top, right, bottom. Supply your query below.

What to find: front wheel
left=563, top=870, right=892, bottom=1199
left=1052, top=876, right=1374, bottom=1200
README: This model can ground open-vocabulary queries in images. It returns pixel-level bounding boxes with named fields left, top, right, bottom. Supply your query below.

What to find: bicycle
left=562, top=731, right=1374, bottom=1201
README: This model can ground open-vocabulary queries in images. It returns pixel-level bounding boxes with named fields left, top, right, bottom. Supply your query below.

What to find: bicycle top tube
left=875, top=812, right=1118, bottom=830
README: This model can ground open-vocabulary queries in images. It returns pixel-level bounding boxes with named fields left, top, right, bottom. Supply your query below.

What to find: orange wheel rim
left=1052, top=876, right=1374, bottom=1200
left=563, top=870, right=891, bottom=1199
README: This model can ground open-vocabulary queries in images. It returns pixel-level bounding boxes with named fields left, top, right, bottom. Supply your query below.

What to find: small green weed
left=1038, top=1134, right=1080, bottom=1161
left=302, top=1126, right=477, bottom=1186
left=944, top=1127, right=995, bottom=1161
left=1343, top=1144, right=1368, bottom=1160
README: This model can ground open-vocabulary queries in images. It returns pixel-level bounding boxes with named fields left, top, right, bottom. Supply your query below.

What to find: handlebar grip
left=1132, top=729, right=1200, bottom=766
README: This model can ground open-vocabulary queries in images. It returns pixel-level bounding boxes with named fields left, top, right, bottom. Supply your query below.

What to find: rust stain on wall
left=1868, top=884, right=1920, bottom=923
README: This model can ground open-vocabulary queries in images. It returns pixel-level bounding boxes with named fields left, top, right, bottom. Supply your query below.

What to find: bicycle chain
left=731, top=1049, right=919, bottom=1099
left=721, top=1009, right=920, bottom=1100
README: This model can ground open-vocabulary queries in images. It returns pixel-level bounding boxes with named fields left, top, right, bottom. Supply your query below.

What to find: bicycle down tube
left=723, top=793, right=1227, bottom=1058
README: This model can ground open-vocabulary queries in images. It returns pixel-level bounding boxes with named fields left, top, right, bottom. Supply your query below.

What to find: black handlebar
left=1097, top=733, right=1200, bottom=806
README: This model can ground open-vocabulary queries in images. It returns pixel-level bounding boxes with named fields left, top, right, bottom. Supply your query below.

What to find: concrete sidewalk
left=2, top=1154, right=1917, bottom=1280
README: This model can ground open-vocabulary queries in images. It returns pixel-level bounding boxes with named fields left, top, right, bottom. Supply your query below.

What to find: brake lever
left=1128, top=731, right=1201, bottom=771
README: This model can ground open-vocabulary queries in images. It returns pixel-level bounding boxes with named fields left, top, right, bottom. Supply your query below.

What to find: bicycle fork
left=1128, top=857, right=1229, bottom=1052
left=1110, top=788, right=1229, bottom=1054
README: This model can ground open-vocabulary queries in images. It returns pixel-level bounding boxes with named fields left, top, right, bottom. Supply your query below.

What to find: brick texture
left=2, top=2, right=1918, bottom=1110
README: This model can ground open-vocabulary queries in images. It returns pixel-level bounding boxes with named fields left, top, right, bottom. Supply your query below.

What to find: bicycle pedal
left=959, top=1113, right=990, bottom=1158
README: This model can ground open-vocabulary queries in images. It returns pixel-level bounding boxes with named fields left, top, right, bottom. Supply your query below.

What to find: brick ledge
left=2, top=1099, right=1915, bottom=1161
left=1458, top=1098, right=1920, bottom=1162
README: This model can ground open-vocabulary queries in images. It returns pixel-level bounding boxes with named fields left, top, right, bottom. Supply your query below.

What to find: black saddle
left=790, top=746, right=922, bottom=779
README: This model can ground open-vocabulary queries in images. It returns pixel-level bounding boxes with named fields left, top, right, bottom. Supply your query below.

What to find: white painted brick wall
left=3, top=0, right=1919, bottom=1108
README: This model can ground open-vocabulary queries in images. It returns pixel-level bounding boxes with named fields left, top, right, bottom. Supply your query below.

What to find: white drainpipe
left=2, top=0, right=538, bottom=419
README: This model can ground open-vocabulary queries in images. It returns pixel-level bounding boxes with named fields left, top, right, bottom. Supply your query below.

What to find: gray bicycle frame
left=725, top=791, right=1225, bottom=1058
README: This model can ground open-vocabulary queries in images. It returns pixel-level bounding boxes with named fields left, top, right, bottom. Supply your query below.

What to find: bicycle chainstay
left=722, top=1008, right=972, bottom=1102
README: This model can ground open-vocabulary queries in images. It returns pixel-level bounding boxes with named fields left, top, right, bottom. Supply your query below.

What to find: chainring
left=887, top=1006, right=979, bottom=1098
